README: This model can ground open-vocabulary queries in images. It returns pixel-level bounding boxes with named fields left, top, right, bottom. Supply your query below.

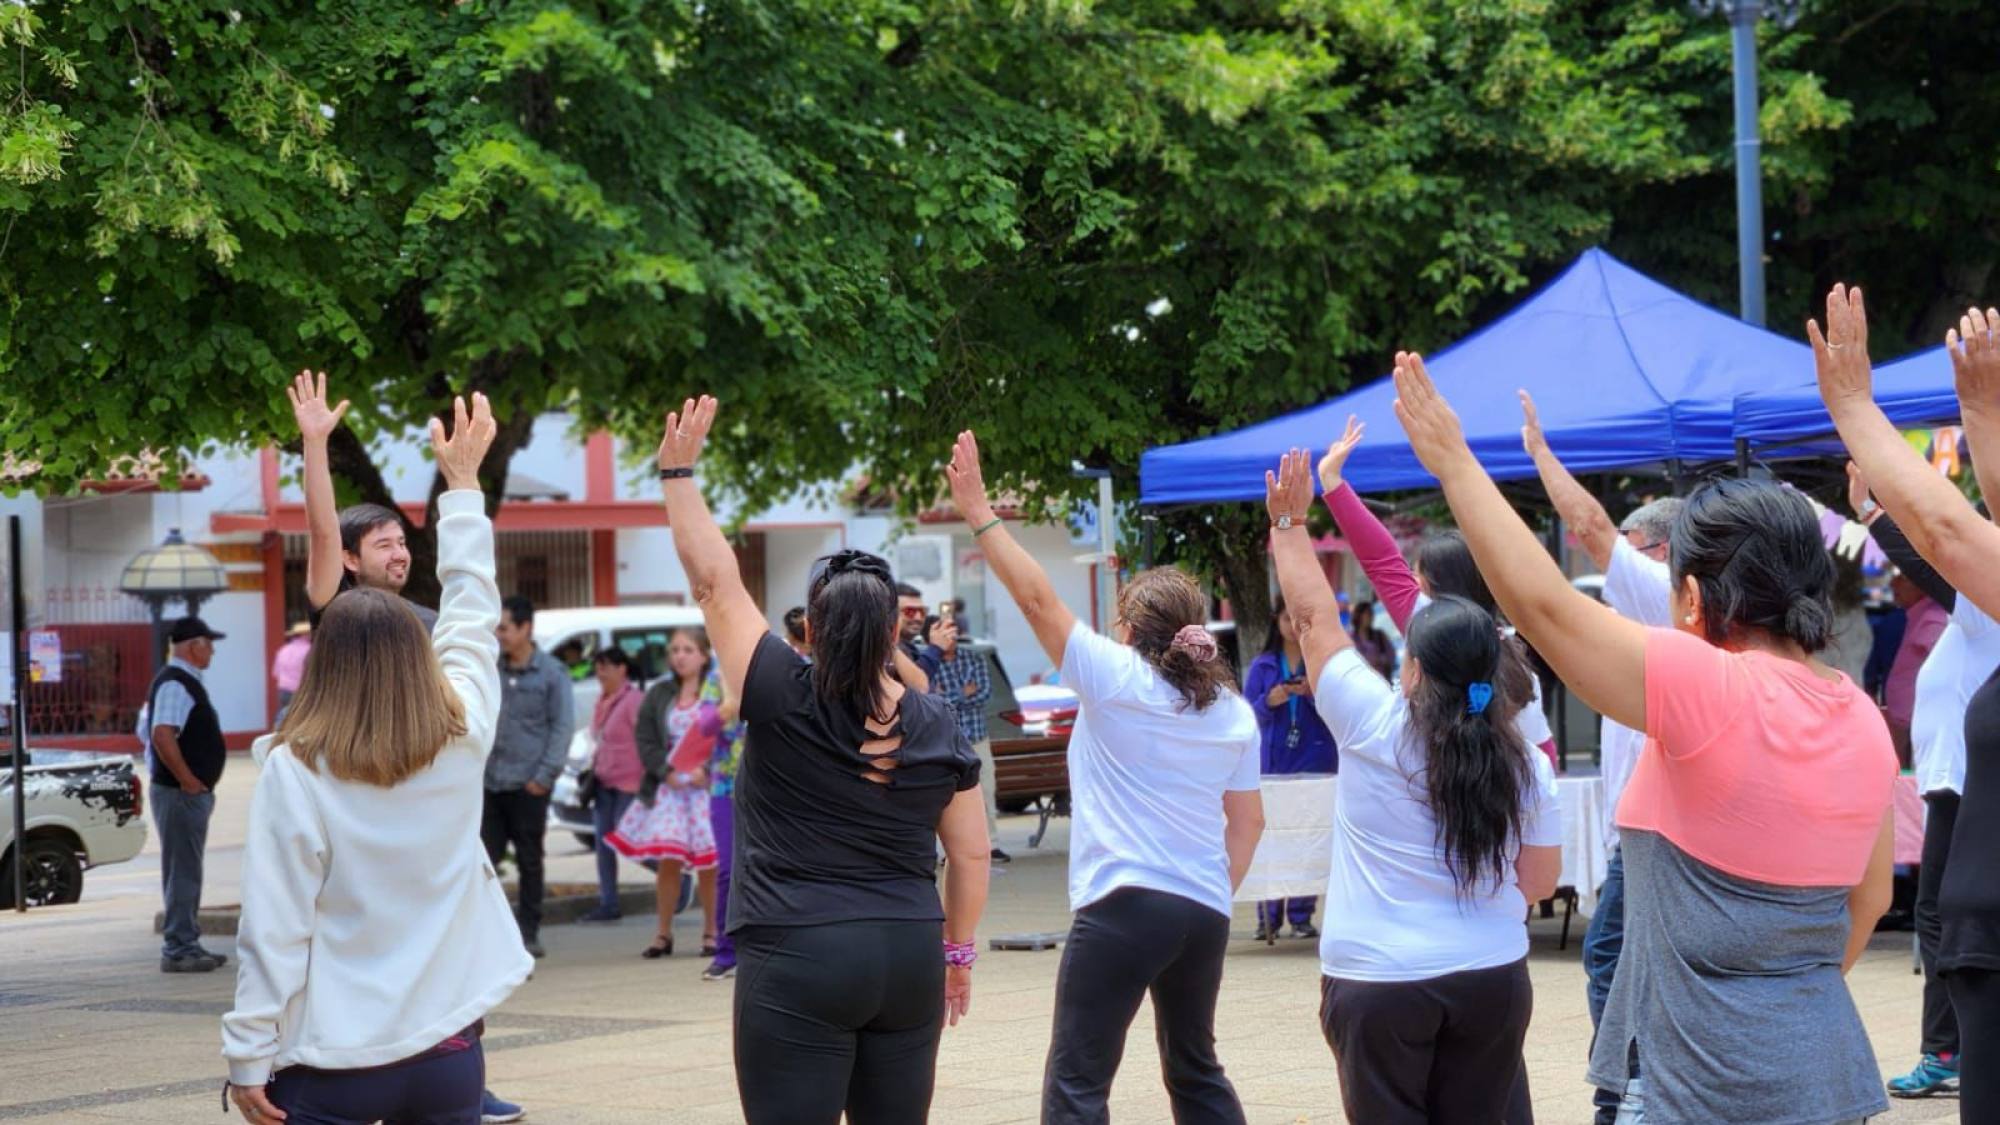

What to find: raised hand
left=657, top=395, right=718, bottom=472
left=1845, top=461, right=1876, bottom=522
left=1390, top=351, right=1473, bottom=478
left=1315, top=415, right=1365, bottom=493
left=429, top=392, right=497, bottom=491
left=287, top=369, right=349, bottom=442
left=1948, top=305, right=2000, bottom=414
left=1519, top=389, right=1549, bottom=458
left=946, top=431, right=997, bottom=525
left=1808, top=284, right=1873, bottom=414
left=1265, top=447, right=1314, bottom=527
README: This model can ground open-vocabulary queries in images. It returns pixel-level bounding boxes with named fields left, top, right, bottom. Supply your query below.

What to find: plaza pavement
left=0, top=756, right=1961, bottom=1123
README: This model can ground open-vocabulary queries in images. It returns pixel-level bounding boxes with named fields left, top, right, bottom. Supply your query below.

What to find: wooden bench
left=991, top=736, right=1070, bottom=848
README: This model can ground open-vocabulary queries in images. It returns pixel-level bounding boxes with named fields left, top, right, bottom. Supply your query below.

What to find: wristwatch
left=1272, top=513, right=1298, bottom=531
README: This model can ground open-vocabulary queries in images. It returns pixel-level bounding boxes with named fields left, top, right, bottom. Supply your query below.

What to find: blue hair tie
left=1466, top=682, right=1494, bottom=715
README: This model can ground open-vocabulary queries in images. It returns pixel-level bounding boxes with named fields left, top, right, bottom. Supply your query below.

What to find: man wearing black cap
left=146, top=616, right=229, bottom=973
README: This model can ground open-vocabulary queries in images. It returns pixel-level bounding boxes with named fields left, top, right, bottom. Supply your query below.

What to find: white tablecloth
left=1235, top=773, right=1611, bottom=916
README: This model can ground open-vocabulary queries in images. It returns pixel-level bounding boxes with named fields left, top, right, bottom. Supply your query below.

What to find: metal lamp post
left=118, top=529, right=228, bottom=670
left=1695, top=0, right=1801, bottom=328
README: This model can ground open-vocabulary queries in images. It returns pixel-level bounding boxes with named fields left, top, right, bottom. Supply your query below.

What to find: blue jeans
left=591, top=789, right=636, bottom=912
left=1584, top=846, right=1631, bottom=1124
left=151, top=783, right=214, bottom=958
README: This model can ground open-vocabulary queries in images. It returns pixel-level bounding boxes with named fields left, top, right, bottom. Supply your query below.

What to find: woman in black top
left=655, top=396, right=992, bottom=1125
left=1819, top=291, right=2000, bottom=1119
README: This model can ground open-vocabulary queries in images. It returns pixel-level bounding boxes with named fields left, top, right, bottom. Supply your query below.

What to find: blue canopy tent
left=1733, top=346, right=1957, bottom=451
left=1139, top=248, right=1814, bottom=504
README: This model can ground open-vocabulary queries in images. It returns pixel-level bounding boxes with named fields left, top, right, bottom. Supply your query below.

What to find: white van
left=532, top=603, right=712, bottom=717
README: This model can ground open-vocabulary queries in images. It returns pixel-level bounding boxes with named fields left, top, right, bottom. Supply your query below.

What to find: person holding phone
left=929, top=610, right=1006, bottom=861
left=1244, top=595, right=1339, bottom=940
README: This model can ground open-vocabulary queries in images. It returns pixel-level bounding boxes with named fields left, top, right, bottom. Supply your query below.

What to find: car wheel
left=0, top=838, right=85, bottom=909
left=572, top=832, right=597, bottom=850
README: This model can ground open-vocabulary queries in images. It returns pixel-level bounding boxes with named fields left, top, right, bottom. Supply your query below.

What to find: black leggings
left=1319, top=958, right=1533, bottom=1124
left=1948, top=969, right=2000, bottom=1121
left=734, top=920, right=944, bottom=1125
left=1915, top=791, right=1960, bottom=1056
left=1043, top=887, right=1244, bottom=1125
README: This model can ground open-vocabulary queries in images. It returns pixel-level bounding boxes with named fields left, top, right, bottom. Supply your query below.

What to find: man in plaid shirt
left=929, top=614, right=1008, bottom=862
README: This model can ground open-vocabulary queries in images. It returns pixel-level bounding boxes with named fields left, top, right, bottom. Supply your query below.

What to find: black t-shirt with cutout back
left=1941, top=668, right=2000, bottom=973
left=730, top=633, right=980, bottom=932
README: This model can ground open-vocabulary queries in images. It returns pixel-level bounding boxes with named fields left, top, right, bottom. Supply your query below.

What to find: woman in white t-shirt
left=944, top=431, right=1266, bottom=1125
left=1266, top=449, right=1562, bottom=1124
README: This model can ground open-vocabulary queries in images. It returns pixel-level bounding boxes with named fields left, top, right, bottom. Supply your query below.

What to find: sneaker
left=1290, top=923, right=1320, bottom=940
left=1887, top=1053, right=1959, bottom=1098
left=522, top=936, right=546, bottom=960
left=701, top=962, right=736, bottom=982
left=1252, top=922, right=1276, bottom=942
left=576, top=906, right=623, bottom=924
left=990, top=848, right=1013, bottom=863
left=481, top=1090, right=525, bottom=1123
left=160, top=951, right=224, bottom=973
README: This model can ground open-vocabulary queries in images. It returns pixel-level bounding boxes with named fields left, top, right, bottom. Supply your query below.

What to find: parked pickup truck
left=0, top=749, right=147, bottom=908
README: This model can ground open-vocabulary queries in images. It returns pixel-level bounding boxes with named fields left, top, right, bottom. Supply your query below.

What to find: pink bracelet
left=943, top=940, right=978, bottom=969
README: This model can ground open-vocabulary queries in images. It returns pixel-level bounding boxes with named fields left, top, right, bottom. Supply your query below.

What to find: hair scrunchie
left=1169, top=624, right=1219, bottom=664
left=1465, top=681, right=1494, bottom=715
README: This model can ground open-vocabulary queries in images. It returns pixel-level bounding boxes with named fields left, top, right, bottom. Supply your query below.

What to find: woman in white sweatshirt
left=222, top=394, right=529, bottom=1125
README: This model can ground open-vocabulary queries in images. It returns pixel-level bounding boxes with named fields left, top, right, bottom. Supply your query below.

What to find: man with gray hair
left=1522, top=391, right=1677, bottom=1125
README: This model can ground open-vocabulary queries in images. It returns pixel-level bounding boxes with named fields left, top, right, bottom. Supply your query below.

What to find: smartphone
left=939, top=601, right=956, bottom=619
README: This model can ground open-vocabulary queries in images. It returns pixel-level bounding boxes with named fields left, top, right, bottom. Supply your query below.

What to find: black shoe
left=194, top=947, right=229, bottom=967
left=577, top=906, right=623, bottom=924
left=161, top=952, right=223, bottom=973
left=1290, top=923, right=1320, bottom=940
left=1252, top=923, right=1275, bottom=943
left=990, top=848, right=1012, bottom=863
left=522, top=936, right=546, bottom=959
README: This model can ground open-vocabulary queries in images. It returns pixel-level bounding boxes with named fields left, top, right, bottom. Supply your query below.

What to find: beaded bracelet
left=943, top=939, right=978, bottom=969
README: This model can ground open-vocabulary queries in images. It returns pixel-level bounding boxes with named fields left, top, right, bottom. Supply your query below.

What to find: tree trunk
left=1212, top=524, right=1273, bottom=675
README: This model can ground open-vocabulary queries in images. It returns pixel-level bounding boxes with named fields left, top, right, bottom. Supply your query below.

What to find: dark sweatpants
left=1915, top=791, right=1961, bottom=1057
left=266, top=1040, right=484, bottom=1125
left=1042, top=887, right=1244, bottom=1125
left=1319, top=958, right=1533, bottom=1124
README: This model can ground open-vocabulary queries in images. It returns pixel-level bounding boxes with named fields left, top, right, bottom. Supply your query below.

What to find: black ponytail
left=806, top=551, right=898, bottom=722
left=1402, top=596, right=1535, bottom=897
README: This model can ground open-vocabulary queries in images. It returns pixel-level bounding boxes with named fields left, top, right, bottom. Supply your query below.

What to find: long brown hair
left=1118, top=567, right=1235, bottom=712
left=278, top=588, right=468, bottom=786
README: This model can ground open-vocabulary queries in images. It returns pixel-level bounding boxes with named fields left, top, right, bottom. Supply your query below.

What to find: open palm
left=1316, top=415, right=1365, bottom=493
left=287, top=369, right=349, bottom=441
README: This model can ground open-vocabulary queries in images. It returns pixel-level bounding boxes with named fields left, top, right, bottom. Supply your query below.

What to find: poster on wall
left=28, top=631, right=60, bottom=684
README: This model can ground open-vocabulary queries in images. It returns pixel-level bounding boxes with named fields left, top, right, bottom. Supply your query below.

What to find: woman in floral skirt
left=610, top=627, right=723, bottom=958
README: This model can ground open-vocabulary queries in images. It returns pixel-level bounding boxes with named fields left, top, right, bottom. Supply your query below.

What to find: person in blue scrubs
left=1244, top=595, right=1340, bottom=940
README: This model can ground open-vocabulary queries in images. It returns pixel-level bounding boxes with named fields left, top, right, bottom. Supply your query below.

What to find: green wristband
left=972, top=517, right=1002, bottom=538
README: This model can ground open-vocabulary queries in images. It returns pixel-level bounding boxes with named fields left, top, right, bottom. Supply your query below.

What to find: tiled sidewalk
left=0, top=765, right=1961, bottom=1123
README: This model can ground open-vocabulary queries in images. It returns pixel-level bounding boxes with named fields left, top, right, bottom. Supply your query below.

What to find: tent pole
left=1735, top=438, right=1752, bottom=478
left=1666, top=459, right=1689, bottom=497
left=1140, top=508, right=1157, bottom=569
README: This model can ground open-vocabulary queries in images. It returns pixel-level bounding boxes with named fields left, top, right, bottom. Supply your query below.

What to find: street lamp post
left=118, top=529, right=229, bottom=671
left=1728, top=0, right=1766, bottom=328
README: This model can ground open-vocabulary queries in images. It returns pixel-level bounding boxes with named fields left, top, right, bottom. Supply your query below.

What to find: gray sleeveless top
left=1587, top=829, right=1887, bottom=1123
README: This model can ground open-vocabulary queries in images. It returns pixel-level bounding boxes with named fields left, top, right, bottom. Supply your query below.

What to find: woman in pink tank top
left=1384, top=350, right=1896, bottom=1124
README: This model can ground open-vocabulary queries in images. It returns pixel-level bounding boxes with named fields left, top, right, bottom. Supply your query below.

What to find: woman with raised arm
left=1316, top=416, right=1558, bottom=768
left=1266, top=448, right=1561, bottom=1122
left=222, top=396, right=527, bottom=1125
left=1818, top=293, right=2000, bottom=1116
left=1390, top=348, right=1896, bottom=1124
left=655, top=398, right=989, bottom=1125
left=944, top=432, right=1264, bottom=1125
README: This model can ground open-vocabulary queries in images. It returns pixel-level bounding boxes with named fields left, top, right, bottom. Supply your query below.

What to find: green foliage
left=1, top=0, right=1994, bottom=637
